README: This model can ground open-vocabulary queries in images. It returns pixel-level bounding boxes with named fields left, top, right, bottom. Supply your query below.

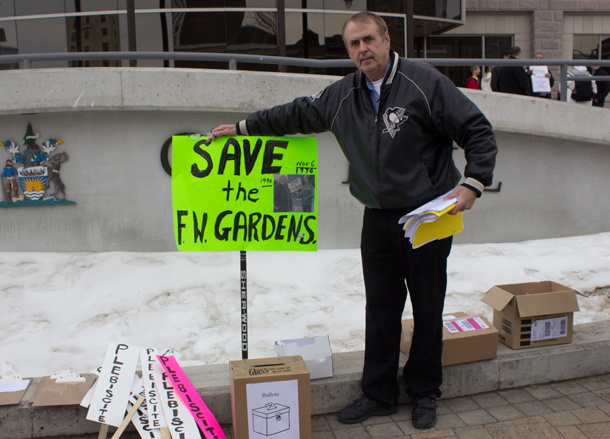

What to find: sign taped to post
left=157, top=355, right=226, bottom=439
left=151, top=358, right=200, bottom=439
left=86, top=341, right=140, bottom=427
left=172, top=135, right=318, bottom=251
left=140, top=347, right=167, bottom=429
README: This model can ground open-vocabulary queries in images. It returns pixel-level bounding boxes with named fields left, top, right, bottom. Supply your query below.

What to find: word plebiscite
left=97, top=344, right=129, bottom=423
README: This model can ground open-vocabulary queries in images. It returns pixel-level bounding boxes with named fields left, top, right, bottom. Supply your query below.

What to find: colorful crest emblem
left=18, top=166, right=49, bottom=200
left=1, top=123, right=74, bottom=207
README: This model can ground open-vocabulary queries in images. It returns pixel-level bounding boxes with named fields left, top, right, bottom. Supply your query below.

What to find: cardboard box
left=401, top=312, right=499, bottom=366
left=482, top=281, right=580, bottom=350
left=230, top=356, right=310, bottom=439
left=274, top=336, right=333, bottom=380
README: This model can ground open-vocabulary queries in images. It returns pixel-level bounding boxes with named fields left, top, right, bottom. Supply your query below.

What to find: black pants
left=360, top=207, right=452, bottom=406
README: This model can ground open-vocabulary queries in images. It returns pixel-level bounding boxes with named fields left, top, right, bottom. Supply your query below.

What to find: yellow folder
left=408, top=205, right=463, bottom=249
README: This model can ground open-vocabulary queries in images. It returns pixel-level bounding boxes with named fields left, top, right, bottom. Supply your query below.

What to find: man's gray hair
left=342, top=12, right=388, bottom=46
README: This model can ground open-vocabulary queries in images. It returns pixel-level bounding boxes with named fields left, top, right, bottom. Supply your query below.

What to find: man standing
left=273, top=174, right=292, bottom=212
left=3, top=160, right=20, bottom=202
left=300, top=176, right=314, bottom=213
left=209, top=12, right=497, bottom=429
left=530, top=53, right=555, bottom=99
left=498, top=46, right=531, bottom=95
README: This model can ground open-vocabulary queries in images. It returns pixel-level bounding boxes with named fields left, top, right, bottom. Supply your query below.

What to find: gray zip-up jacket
left=239, top=51, right=497, bottom=210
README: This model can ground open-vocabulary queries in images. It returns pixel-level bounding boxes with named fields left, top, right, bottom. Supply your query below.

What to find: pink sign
left=156, top=355, right=226, bottom=439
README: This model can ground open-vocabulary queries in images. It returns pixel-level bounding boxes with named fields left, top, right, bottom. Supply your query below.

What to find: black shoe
left=412, top=396, right=437, bottom=429
left=338, top=395, right=398, bottom=424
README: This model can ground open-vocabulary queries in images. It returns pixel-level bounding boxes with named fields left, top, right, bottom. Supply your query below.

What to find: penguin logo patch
left=309, top=89, right=324, bottom=102
left=382, top=107, right=408, bottom=138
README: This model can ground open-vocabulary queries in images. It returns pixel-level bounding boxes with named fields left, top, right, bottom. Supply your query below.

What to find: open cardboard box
left=275, top=335, right=333, bottom=380
left=401, top=312, right=499, bottom=366
left=482, top=281, right=580, bottom=349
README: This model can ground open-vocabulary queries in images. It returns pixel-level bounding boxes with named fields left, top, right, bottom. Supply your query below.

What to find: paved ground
left=300, top=373, right=610, bottom=439
left=46, top=373, right=610, bottom=439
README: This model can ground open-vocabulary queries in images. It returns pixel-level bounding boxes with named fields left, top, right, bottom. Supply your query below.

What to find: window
left=101, top=16, right=107, bottom=23
left=102, top=28, right=108, bottom=36
left=485, top=36, right=512, bottom=60
left=84, top=46, right=89, bottom=51
left=425, top=35, right=512, bottom=86
left=84, top=30, right=89, bottom=39
left=573, top=35, right=610, bottom=60
left=102, top=42, right=109, bottom=51
left=414, top=0, right=462, bottom=21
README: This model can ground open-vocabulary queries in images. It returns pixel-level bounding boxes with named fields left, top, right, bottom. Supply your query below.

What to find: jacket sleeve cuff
left=236, top=120, right=249, bottom=136
left=461, top=177, right=485, bottom=198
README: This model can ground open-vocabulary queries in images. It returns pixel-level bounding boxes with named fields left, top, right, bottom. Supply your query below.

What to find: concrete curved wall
left=0, top=67, right=608, bottom=251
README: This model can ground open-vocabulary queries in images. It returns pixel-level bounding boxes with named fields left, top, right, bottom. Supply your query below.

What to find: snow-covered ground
left=1, top=232, right=609, bottom=378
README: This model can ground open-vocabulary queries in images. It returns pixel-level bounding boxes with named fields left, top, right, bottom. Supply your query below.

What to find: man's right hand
left=206, top=124, right=238, bottom=144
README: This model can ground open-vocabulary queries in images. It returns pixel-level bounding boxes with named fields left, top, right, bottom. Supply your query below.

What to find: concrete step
left=2, top=320, right=609, bottom=439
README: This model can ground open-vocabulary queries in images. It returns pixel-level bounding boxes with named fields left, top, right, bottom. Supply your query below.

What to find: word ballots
left=81, top=341, right=226, bottom=439
left=398, top=191, right=463, bottom=249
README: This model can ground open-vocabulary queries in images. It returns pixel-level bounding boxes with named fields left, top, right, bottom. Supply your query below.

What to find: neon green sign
left=172, top=135, right=318, bottom=251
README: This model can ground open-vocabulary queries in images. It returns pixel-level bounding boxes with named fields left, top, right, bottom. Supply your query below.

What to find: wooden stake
left=97, top=423, right=109, bottom=439
left=110, top=395, right=145, bottom=439
left=160, top=427, right=172, bottom=439
left=241, top=250, right=248, bottom=360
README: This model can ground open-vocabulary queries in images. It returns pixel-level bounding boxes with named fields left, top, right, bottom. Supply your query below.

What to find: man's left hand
left=443, top=186, right=477, bottom=215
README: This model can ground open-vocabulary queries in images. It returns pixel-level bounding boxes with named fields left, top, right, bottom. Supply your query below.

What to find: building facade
left=0, top=1, right=608, bottom=84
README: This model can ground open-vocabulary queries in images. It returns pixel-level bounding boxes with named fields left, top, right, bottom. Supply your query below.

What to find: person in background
left=589, top=65, right=609, bottom=107
left=481, top=65, right=493, bottom=92
left=465, top=65, right=482, bottom=90
left=560, top=65, right=595, bottom=105
left=491, top=49, right=510, bottom=92
left=300, top=176, right=314, bottom=212
left=498, top=46, right=530, bottom=95
left=274, top=175, right=292, bottom=212
left=529, top=53, right=555, bottom=99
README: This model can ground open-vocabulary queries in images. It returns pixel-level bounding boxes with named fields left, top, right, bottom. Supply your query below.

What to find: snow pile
left=1, top=233, right=609, bottom=377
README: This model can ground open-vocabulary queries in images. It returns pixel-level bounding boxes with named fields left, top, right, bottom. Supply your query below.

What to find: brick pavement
left=298, top=373, right=610, bottom=439
left=45, top=374, right=610, bottom=439
left=217, top=373, right=610, bottom=439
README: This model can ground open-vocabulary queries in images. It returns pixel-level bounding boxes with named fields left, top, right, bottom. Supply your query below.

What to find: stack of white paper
left=398, top=191, right=460, bottom=248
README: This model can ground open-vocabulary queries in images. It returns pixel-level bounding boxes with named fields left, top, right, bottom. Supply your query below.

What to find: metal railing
left=1, top=52, right=610, bottom=102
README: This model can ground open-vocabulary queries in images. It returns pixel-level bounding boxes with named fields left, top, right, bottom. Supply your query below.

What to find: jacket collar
left=359, top=50, right=400, bottom=86
left=385, top=51, right=400, bottom=85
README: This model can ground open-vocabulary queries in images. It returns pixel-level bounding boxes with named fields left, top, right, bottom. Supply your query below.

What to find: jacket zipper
left=374, top=91, right=381, bottom=208
left=361, top=76, right=382, bottom=208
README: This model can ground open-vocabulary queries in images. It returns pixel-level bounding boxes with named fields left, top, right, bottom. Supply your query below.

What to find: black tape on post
left=240, top=250, right=248, bottom=359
